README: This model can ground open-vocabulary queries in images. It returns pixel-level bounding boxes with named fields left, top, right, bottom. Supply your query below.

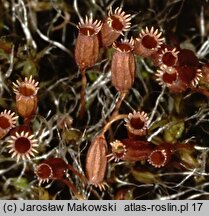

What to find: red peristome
left=108, top=140, right=127, bottom=162
left=0, top=110, right=18, bottom=139
left=148, top=144, right=171, bottom=168
left=162, top=51, right=177, bottom=67
left=125, top=111, right=149, bottom=138
left=15, top=137, right=31, bottom=153
left=142, top=35, right=158, bottom=49
left=151, top=45, right=179, bottom=68
left=0, top=116, right=10, bottom=129
left=176, top=66, right=202, bottom=87
left=36, top=163, right=53, bottom=180
left=162, top=71, right=177, bottom=84
left=110, top=16, right=124, bottom=31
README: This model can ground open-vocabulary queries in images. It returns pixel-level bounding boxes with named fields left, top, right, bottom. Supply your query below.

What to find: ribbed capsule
left=75, top=16, right=102, bottom=71
left=111, top=38, right=136, bottom=93
left=85, top=135, right=108, bottom=190
left=100, top=7, right=132, bottom=47
left=13, top=76, right=39, bottom=118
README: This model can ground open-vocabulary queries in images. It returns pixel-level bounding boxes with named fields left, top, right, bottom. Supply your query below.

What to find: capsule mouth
left=162, top=72, right=177, bottom=84
left=0, top=116, right=10, bottom=129
left=162, top=52, right=177, bottom=66
left=13, top=76, right=39, bottom=97
left=80, top=27, right=96, bottom=36
left=125, top=111, right=149, bottom=136
left=14, top=137, right=31, bottom=154
left=148, top=149, right=168, bottom=168
left=78, top=16, right=102, bottom=35
left=35, top=163, right=53, bottom=182
left=130, top=117, right=145, bottom=130
left=112, top=141, right=126, bottom=158
left=107, top=7, right=131, bottom=32
left=116, top=43, right=133, bottom=52
left=0, top=110, right=17, bottom=131
left=113, top=38, right=134, bottom=53
left=138, top=26, right=164, bottom=50
left=19, top=84, right=36, bottom=97
left=107, top=140, right=127, bottom=162
left=142, top=35, right=158, bottom=49
left=7, top=131, right=38, bottom=161
left=110, top=16, right=124, bottom=31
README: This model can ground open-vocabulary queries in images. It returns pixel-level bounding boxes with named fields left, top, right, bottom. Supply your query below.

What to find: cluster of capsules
left=0, top=77, right=86, bottom=199
left=108, top=110, right=194, bottom=167
left=0, top=76, right=39, bottom=162
left=2, top=6, right=207, bottom=195
left=74, top=6, right=209, bottom=95
left=85, top=110, right=194, bottom=191
left=77, top=7, right=203, bottom=190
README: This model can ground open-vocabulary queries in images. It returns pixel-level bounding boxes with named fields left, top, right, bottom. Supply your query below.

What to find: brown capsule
left=108, top=139, right=153, bottom=162
left=35, top=158, right=68, bottom=184
left=75, top=16, right=102, bottom=71
left=155, top=65, right=189, bottom=93
left=100, top=7, right=132, bottom=47
left=124, top=110, right=149, bottom=138
left=177, top=66, right=202, bottom=87
left=111, top=38, right=136, bottom=93
left=134, top=26, right=164, bottom=57
left=35, top=158, right=68, bottom=183
left=13, top=76, right=39, bottom=118
left=156, top=65, right=179, bottom=88
left=122, top=139, right=153, bottom=161
left=177, top=49, right=199, bottom=67
left=151, top=46, right=179, bottom=68
left=85, top=135, right=108, bottom=190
